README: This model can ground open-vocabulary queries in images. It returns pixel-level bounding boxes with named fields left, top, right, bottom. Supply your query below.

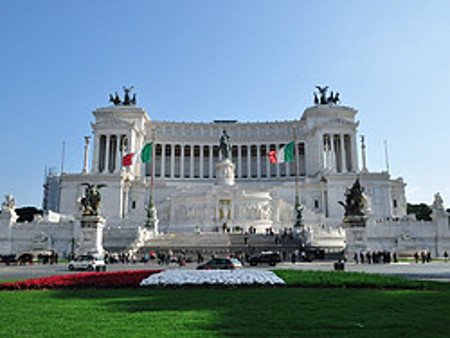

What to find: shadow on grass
left=47, top=286, right=450, bottom=337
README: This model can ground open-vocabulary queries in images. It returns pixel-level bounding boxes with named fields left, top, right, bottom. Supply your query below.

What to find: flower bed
left=140, top=270, right=286, bottom=286
left=0, top=270, right=163, bottom=290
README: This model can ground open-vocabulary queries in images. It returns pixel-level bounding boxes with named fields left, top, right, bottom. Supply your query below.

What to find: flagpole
left=145, top=128, right=158, bottom=232
left=293, top=126, right=304, bottom=231
left=150, top=128, right=156, bottom=204
left=293, top=127, right=299, bottom=203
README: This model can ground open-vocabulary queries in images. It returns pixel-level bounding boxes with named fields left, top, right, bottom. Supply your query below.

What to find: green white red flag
left=121, top=142, right=153, bottom=167
left=122, top=153, right=134, bottom=167
left=268, top=141, right=295, bottom=164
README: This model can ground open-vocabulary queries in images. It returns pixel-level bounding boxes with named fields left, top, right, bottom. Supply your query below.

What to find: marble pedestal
left=76, top=215, right=105, bottom=257
left=215, top=159, right=235, bottom=186
left=343, top=215, right=367, bottom=255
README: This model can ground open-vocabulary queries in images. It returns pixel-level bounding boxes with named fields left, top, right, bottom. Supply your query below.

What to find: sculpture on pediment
left=80, top=183, right=107, bottom=216
left=219, top=130, right=231, bottom=160
left=109, top=86, right=137, bottom=106
left=339, top=179, right=367, bottom=217
left=315, top=86, right=329, bottom=104
left=2, top=194, right=15, bottom=210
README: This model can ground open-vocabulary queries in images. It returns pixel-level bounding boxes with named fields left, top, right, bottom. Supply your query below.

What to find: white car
left=68, top=255, right=106, bottom=272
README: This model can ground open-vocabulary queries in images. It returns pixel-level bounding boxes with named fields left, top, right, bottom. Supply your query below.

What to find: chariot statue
left=314, top=86, right=340, bottom=105
left=109, top=86, right=137, bottom=106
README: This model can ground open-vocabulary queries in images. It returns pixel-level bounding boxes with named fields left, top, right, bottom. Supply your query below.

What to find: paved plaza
left=1, top=261, right=450, bottom=283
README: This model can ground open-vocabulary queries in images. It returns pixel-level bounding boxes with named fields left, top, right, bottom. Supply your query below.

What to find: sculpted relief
left=235, top=203, right=273, bottom=221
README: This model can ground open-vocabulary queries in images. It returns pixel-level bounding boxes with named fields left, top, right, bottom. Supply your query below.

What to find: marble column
left=350, top=135, right=357, bottom=172
left=190, top=144, right=194, bottom=179
left=276, top=144, right=281, bottom=178
left=237, top=145, right=242, bottom=178
left=115, top=135, right=121, bottom=173
left=330, top=134, right=336, bottom=173
left=199, top=145, right=204, bottom=179
left=286, top=154, right=290, bottom=177
left=209, top=145, right=213, bottom=179
left=170, top=143, right=175, bottom=178
left=82, top=136, right=90, bottom=174
left=341, top=134, right=347, bottom=172
left=105, top=135, right=110, bottom=174
left=181, top=144, right=185, bottom=179
left=257, top=144, right=261, bottom=178
left=93, top=135, right=99, bottom=173
left=161, top=144, right=166, bottom=178
left=247, top=145, right=251, bottom=179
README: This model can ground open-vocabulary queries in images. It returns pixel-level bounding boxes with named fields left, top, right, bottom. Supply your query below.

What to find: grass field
left=0, top=271, right=449, bottom=337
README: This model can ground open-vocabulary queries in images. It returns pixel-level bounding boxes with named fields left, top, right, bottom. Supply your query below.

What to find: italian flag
left=268, top=141, right=295, bottom=164
left=122, top=153, right=134, bottom=167
left=140, top=142, right=153, bottom=163
left=122, top=142, right=153, bottom=167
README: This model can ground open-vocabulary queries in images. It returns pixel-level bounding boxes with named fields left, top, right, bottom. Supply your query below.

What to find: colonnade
left=150, top=142, right=307, bottom=180
left=322, top=133, right=354, bottom=173
left=95, top=134, right=127, bottom=174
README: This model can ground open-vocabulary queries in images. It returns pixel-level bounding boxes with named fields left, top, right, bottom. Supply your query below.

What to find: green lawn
left=0, top=271, right=449, bottom=337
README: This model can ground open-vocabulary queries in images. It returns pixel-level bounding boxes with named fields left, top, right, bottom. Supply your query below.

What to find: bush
left=0, top=270, right=163, bottom=290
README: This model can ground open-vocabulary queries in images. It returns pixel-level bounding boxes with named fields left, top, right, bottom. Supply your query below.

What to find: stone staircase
left=137, top=232, right=303, bottom=257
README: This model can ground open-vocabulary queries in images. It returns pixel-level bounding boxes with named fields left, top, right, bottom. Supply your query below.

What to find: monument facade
left=0, top=87, right=448, bottom=257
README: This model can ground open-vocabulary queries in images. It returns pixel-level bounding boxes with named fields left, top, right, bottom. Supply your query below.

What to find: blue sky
left=1, top=1, right=449, bottom=207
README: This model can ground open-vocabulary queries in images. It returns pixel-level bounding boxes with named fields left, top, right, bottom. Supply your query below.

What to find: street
left=1, top=261, right=450, bottom=282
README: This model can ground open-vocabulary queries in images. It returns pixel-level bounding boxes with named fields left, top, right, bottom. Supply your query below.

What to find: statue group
left=80, top=183, right=106, bottom=216
left=109, top=86, right=137, bottom=106
left=2, top=194, right=15, bottom=210
left=339, top=179, right=367, bottom=217
left=314, top=86, right=340, bottom=105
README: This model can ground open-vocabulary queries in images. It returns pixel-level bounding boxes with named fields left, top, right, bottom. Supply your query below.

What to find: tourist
left=359, top=252, right=365, bottom=264
left=354, top=252, right=359, bottom=264
left=444, top=251, right=448, bottom=262
left=393, top=252, right=398, bottom=263
left=366, top=251, right=372, bottom=264
left=291, top=252, right=296, bottom=264
left=414, top=251, right=419, bottom=264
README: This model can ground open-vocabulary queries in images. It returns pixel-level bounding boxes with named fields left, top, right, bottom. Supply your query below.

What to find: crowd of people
left=353, top=251, right=397, bottom=264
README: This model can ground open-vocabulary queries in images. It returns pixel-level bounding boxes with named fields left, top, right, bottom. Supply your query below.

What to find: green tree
left=407, top=203, right=432, bottom=221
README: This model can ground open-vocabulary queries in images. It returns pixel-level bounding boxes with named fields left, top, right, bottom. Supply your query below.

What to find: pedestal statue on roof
left=219, top=130, right=231, bottom=160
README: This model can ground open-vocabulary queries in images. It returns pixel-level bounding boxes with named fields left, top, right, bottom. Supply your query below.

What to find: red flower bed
left=0, top=269, right=163, bottom=290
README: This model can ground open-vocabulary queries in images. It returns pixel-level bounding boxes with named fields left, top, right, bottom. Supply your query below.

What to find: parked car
left=0, top=254, right=17, bottom=266
left=196, top=258, right=243, bottom=270
left=248, top=251, right=282, bottom=266
left=68, top=255, right=106, bottom=272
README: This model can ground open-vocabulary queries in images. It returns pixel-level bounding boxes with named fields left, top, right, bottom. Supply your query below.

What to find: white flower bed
left=140, top=269, right=286, bottom=286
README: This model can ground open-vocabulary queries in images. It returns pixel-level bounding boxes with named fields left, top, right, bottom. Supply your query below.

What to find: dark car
left=0, top=254, right=17, bottom=266
left=196, top=258, right=243, bottom=270
left=248, top=251, right=282, bottom=266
